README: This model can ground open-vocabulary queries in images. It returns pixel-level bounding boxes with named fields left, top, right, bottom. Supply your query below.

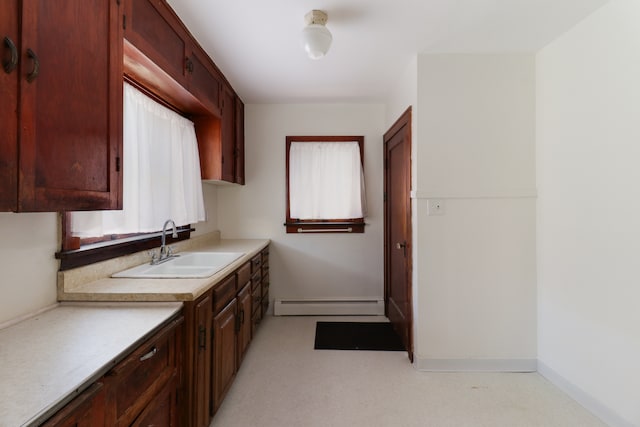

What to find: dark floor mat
left=314, top=321, right=405, bottom=351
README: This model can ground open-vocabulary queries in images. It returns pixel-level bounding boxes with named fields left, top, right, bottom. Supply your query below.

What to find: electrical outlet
left=427, top=199, right=445, bottom=216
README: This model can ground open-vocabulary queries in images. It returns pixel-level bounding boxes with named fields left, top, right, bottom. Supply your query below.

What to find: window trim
left=285, top=135, right=366, bottom=234
left=56, top=212, right=193, bottom=271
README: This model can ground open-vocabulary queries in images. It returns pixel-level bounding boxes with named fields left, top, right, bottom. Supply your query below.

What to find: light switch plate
left=427, top=199, right=445, bottom=216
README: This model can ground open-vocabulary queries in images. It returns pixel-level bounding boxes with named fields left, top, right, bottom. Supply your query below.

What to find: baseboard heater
left=273, top=298, right=385, bottom=316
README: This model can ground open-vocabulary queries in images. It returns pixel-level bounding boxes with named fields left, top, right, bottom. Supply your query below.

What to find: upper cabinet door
left=124, top=0, right=189, bottom=88
left=187, top=44, right=222, bottom=116
left=220, top=85, right=236, bottom=183
left=234, top=98, right=245, bottom=185
left=17, top=0, right=123, bottom=211
left=0, top=0, right=19, bottom=211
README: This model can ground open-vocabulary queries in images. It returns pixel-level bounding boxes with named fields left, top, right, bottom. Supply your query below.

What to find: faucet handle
left=149, top=251, right=159, bottom=265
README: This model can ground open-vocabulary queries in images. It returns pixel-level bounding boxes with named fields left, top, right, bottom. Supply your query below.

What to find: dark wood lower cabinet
left=191, top=292, right=212, bottom=427
left=212, top=298, right=238, bottom=413
left=131, top=376, right=180, bottom=427
left=45, top=247, right=270, bottom=427
left=40, top=383, right=106, bottom=427
left=42, top=313, right=183, bottom=427
left=236, top=282, right=252, bottom=366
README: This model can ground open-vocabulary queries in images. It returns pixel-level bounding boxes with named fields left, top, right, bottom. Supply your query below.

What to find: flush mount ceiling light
left=301, top=10, right=332, bottom=60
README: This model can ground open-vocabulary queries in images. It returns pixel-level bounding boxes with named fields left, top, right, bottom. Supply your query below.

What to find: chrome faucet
left=151, top=219, right=179, bottom=265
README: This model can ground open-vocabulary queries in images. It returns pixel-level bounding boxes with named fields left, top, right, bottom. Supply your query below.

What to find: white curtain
left=71, top=83, right=205, bottom=237
left=289, top=141, right=366, bottom=219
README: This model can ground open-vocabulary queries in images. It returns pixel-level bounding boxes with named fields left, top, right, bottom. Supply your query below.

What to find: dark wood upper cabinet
left=124, top=0, right=189, bottom=87
left=124, top=0, right=244, bottom=186
left=1, top=0, right=123, bottom=212
left=235, top=97, right=245, bottom=185
left=219, top=84, right=236, bottom=183
left=187, top=45, right=222, bottom=116
left=0, top=1, right=19, bottom=210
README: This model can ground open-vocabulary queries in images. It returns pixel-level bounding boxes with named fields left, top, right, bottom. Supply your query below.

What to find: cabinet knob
left=3, top=36, right=18, bottom=74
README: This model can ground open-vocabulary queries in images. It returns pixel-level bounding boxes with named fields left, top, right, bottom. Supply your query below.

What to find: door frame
left=383, top=107, right=413, bottom=362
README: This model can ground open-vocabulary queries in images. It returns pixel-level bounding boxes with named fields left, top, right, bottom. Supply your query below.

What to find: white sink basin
left=112, top=252, right=244, bottom=278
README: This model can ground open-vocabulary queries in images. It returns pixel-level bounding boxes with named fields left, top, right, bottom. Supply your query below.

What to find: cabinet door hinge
left=122, top=14, right=126, bottom=30
left=115, top=156, right=121, bottom=172
left=383, top=192, right=387, bottom=202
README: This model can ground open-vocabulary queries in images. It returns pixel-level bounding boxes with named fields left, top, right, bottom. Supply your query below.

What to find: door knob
left=396, top=241, right=407, bottom=256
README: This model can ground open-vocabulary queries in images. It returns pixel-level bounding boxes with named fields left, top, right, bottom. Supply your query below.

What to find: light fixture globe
left=301, top=10, right=332, bottom=60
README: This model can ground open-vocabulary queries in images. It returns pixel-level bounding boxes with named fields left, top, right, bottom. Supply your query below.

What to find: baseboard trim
left=537, top=361, right=634, bottom=427
left=273, top=298, right=384, bottom=316
left=416, top=358, right=537, bottom=372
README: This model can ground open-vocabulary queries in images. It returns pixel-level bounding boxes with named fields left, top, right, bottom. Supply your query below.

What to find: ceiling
left=166, top=0, right=608, bottom=104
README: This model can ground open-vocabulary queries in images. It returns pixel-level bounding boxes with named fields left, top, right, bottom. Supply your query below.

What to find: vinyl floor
left=210, top=315, right=607, bottom=427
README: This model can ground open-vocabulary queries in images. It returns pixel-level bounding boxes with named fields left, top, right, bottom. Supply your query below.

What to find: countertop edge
left=58, top=238, right=270, bottom=302
left=0, top=302, right=183, bottom=427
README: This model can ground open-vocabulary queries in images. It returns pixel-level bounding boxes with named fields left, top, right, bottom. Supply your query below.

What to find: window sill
left=56, top=228, right=193, bottom=271
left=284, top=222, right=365, bottom=234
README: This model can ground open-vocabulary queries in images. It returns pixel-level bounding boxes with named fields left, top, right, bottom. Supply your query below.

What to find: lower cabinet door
left=236, top=282, right=252, bottom=367
left=212, top=298, right=237, bottom=414
left=130, top=375, right=179, bottom=427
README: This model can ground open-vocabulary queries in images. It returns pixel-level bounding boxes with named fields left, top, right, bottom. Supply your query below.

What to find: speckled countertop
left=0, top=302, right=183, bottom=427
left=58, top=233, right=270, bottom=302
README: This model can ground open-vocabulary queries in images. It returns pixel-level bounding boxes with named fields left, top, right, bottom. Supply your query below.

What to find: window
left=56, top=82, right=205, bottom=270
left=285, top=136, right=366, bottom=233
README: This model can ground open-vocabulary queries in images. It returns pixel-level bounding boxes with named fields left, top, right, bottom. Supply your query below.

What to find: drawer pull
left=139, top=347, right=157, bottom=362
left=26, top=48, right=39, bottom=82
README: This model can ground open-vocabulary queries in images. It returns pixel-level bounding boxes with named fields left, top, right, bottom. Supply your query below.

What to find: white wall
left=537, top=1, right=640, bottom=425
left=413, top=54, right=537, bottom=369
left=0, top=213, right=59, bottom=325
left=0, top=186, right=218, bottom=326
left=217, top=104, right=386, bottom=303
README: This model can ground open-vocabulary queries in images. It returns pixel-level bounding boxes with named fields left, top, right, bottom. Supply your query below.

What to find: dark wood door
left=0, top=1, right=19, bottom=211
left=18, top=0, right=123, bottom=211
left=212, top=298, right=237, bottom=413
left=384, top=107, right=413, bottom=362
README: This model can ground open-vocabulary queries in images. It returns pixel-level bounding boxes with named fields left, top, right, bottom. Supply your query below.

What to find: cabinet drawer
left=251, top=286, right=262, bottom=314
left=236, top=261, right=251, bottom=290
left=213, top=274, right=237, bottom=313
left=251, top=270, right=261, bottom=291
left=107, top=317, right=181, bottom=427
left=41, top=382, right=105, bottom=427
left=262, top=278, right=270, bottom=297
left=250, top=254, right=262, bottom=272
left=251, top=304, right=263, bottom=334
